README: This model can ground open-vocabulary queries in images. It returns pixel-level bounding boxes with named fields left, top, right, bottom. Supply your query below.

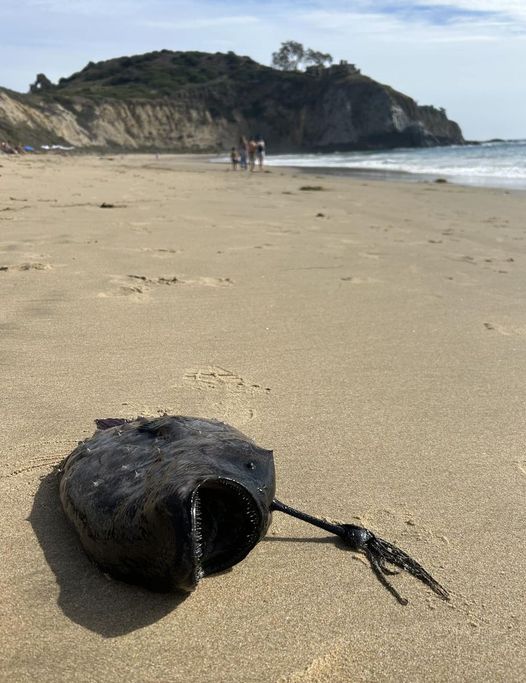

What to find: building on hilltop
left=306, top=60, right=361, bottom=77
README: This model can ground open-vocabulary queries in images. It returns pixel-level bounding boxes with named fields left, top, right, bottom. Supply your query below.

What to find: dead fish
left=59, top=415, right=448, bottom=604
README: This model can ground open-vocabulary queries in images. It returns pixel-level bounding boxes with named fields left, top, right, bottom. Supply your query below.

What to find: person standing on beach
left=247, top=138, right=257, bottom=172
left=256, top=137, right=266, bottom=170
left=230, top=146, right=240, bottom=170
left=239, top=136, right=248, bottom=170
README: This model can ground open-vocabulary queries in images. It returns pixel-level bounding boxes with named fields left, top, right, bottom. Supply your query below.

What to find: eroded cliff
left=0, top=51, right=463, bottom=152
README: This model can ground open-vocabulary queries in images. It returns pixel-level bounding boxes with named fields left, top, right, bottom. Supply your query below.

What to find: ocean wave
left=211, top=141, right=526, bottom=188
left=264, top=141, right=526, bottom=187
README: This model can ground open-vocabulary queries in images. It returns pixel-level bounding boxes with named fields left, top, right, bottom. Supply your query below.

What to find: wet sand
left=1, top=153, right=525, bottom=682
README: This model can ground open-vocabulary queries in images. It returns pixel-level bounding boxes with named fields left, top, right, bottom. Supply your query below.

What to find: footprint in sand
left=280, top=640, right=348, bottom=683
left=140, top=247, right=181, bottom=258
left=340, top=276, right=380, bottom=284
left=99, top=274, right=233, bottom=300
left=483, top=322, right=526, bottom=336
left=187, top=276, right=233, bottom=286
left=130, top=224, right=153, bottom=234
left=454, top=255, right=513, bottom=273
left=0, top=205, right=29, bottom=214
left=457, top=255, right=477, bottom=265
left=127, top=274, right=180, bottom=286
left=233, top=243, right=275, bottom=252
left=359, top=251, right=382, bottom=260
left=97, top=276, right=152, bottom=302
left=98, top=285, right=150, bottom=302
left=183, top=366, right=271, bottom=394
left=128, top=274, right=233, bottom=288
left=267, top=228, right=301, bottom=236
left=0, top=262, right=52, bottom=272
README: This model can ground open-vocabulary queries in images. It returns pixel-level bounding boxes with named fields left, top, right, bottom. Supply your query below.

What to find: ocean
left=262, top=140, right=526, bottom=190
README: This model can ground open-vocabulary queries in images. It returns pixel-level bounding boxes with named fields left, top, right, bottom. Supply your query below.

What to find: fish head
left=80, top=416, right=276, bottom=593
left=158, top=422, right=276, bottom=591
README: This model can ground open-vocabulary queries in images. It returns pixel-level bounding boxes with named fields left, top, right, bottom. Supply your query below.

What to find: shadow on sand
left=29, top=469, right=188, bottom=638
left=30, top=470, right=344, bottom=637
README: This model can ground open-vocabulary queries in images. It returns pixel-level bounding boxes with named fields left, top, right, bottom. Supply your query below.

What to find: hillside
left=0, top=50, right=464, bottom=152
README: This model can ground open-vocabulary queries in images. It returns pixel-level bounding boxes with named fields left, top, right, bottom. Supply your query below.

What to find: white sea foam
left=262, top=141, right=526, bottom=189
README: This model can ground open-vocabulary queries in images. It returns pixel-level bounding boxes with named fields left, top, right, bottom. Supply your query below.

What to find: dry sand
left=1, top=153, right=525, bottom=682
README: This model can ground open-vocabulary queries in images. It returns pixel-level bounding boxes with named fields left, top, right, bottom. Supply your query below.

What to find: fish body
left=59, top=416, right=275, bottom=592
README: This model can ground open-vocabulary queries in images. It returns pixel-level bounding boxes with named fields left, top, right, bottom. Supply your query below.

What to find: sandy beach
left=1, top=153, right=525, bottom=682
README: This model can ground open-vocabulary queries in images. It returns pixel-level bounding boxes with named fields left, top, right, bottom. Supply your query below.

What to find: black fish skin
left=59, top=416, right=275, bottom=592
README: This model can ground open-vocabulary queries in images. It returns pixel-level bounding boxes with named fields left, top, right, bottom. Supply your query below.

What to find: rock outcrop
left=0, top=51, right=464, bottom=151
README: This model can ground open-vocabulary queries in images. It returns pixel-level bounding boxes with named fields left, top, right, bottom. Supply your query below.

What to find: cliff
left=0, top=51, right=464, bottom=152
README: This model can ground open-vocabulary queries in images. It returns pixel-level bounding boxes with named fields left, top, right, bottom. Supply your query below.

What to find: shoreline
left=5, top=147, right=525, bottom=191
left=286, top=163, right=526, bottom=191
left=205, top=155, right=526, bottom=191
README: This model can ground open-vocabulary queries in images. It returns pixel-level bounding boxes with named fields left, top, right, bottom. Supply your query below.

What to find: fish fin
left=136, top=416, right=178, bottom=439
left=271, top=500, right=448, bottom=605
left=339, top=524, right=449, bottom=604
left=366, top=542, right=408, bottom=605
left=95, top=418, right=130, bottom=430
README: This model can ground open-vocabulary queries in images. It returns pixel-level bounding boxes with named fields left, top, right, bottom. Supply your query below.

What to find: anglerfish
left=58, top=415, right=448, bottom=604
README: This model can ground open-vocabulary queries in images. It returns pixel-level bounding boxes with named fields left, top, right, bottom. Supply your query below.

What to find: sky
left=1, top=0, right=525, bottom=140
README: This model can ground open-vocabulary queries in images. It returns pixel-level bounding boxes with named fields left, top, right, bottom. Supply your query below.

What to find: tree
left=271, top=41, right=305, bottom=71
left=304, top=49, right=333, bottom=68
left=271, top=42, right=333, bottom=71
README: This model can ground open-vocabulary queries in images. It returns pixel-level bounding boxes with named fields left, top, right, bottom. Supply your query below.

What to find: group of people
left=1, top=140, right=22, bottom=154
left=230, top=136, right=266, bottom=171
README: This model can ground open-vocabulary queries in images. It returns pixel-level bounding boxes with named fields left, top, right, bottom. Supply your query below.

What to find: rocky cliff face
left=0, top=51, right=464, bottom=152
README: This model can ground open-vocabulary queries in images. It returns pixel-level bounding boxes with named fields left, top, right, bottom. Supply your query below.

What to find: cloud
left=293, top=0, right=525, bottom=43
left=408, top=0, right=526, bottom=22
left=341, top=0, right=526, bottom=22
left=286, top=0, right=526, bottom=34
left=12, top=0, right=526, bottom=32
left=143, top=15, right=260, bottom=30
left=23, top=0, right=141, bottom=15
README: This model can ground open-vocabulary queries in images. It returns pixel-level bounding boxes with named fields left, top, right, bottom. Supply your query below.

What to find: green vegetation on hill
left=52, top=50, right=308, bottom=100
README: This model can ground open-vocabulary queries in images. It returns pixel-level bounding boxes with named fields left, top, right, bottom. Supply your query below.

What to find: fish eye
left=246, top=461, right=256, bottom=470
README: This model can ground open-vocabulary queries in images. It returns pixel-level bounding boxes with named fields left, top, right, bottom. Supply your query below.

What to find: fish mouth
left=190, top=477, right=263, bottom=584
